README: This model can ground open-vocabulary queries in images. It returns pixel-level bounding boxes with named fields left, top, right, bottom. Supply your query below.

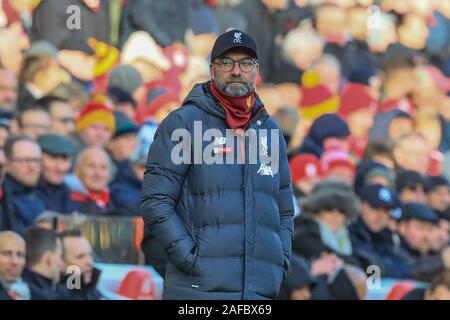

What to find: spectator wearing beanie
left=321, top=138, right=356, bottom=186
left=298, top=70, right=340, bottom=124
left=293, top=187, right=361, bottom=266
left=396, top=170, right=428, bottom=204
left=110, top=120, right=157, bottom=216
left=354, top=160, right=395, bottom=197
left=290, top=113, right=350, bottom=159
left=107, top=112, right=138, bottom=164
left=338, top=83, right=377, bottom=160
left=289, top=153, right=323, bottom=199
left=72, top=96, right=116, bottom=157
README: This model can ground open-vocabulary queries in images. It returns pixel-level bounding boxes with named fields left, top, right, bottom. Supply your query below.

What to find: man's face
left=361, top=203, right=391, bottom=233
left=211, top=48, right=258, bottom=97
left=50, top=102, right=76, bottom=138
left=326, top=167, right=355, bottom=186
left=20, top=110, right=51, bottom=140
left=318, top=210, right=347, bottom=233
left=426, top=285, right=450, bottom=300
left=429, top=220, right=450, bottom=252
left=48, top=239, right=63, bottom=283
left=427, top=186, right=450, bottom=212
left=399, top=219, right=433, bottom=254
left=76, top=149, right=110, bottom=192
left=389, top=118, right=414, bottom=140
left=0, top=235, right=26, bottom=284
left=394, top=137, right=430, bottom=175
left=400, top=184, right=427, bottom=204
left=62, top=236, right=94, bottom=284
left=108, top=133, right=138, bottom=161
left=79, top=122, right=113, bottom=148
left=348, top=108, right=375, bottom=138
left=41, top=153, right=71, bottom=185
left=6, top=140, right=41, bottom=187
left=0, top=70, right=18, bottom=112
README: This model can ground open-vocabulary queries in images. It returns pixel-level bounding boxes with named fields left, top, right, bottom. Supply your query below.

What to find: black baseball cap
left=37, top=134, right=74, bottom=157
left=210, top=29, right=258, bottom=62
left=400, top=203, right=440, bottom=224
left=360, top=184, right=398, bottom=209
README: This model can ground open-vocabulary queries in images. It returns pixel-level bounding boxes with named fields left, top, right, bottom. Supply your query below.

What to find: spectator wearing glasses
left=17, top=105, right=51, bottom=140
left=3, top=136, right=45, bottom=234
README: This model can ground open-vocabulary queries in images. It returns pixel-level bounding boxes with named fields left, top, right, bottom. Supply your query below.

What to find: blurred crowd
left=0, top=0, right=450, bottom=300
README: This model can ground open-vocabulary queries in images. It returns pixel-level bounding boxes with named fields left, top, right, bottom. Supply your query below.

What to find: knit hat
left=108, top=64, right=143, bottom=94
left=396, top=170, right=427, bottom=193
left=308, top=113, right=351, bottom=147
left=76, top=100, right=115, bottom=133
left=113, top=111, right=138, bottom=139
left=321, top=138, right=355, bottom=175
left=289, top=153, right=323, bottom=184
left=338, top=83, right=377, bottom=118
left=299, top=70, right=340, bottom=120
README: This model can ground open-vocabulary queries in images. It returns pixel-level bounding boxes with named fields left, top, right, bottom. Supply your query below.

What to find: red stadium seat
left=385, top=281, right=416, bottom=300
left=117, top=269, right=156, bottom=300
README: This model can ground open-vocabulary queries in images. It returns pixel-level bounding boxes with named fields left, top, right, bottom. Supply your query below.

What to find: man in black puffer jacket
left=141, top=29, right=294, bottom=300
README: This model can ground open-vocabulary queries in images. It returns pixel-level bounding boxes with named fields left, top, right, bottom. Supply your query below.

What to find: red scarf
left=210, top=80, right=255, bottom=130
left=71, top=189, right=110, bottom=209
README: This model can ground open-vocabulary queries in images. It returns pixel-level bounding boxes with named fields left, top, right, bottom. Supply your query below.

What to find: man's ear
left=42, top=250, right=54, bottom=268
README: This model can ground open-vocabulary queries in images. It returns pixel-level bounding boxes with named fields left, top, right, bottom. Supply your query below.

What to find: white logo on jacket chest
left=257, top=163, right=274, bottom=177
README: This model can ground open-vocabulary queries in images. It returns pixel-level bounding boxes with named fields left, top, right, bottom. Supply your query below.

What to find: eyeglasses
left=10, top=157, right=41, bottom=164
left=55, top=117, right=76, bottom=124
left=214, top=58, right=257, bottom=72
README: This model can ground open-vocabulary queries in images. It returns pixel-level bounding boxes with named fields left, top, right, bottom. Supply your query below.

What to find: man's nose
left=231, top=62, right=241, bottom=76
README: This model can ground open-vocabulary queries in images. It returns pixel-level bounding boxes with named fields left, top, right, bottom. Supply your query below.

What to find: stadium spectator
left=3, top=136, right=45, bottom=234
left=22, top=227, right=67, bottom=300
left=17, top=106, right=51, bottom=140
left=0, top=231, right=29, bottom=300
left=293, top=186, right=360, bottom=265
left=72, top=98, right=116, bottom=155
left=59, top=230, right=102, bottom=300
left=35, top=96, right=76, bottom=138
left=397, top=203, right=450, bottom=282
left=36, top=134, right=75, bottom=214
left=396, top=170, right=428, bottom=204
left=70, top=147, right=114, bottom=215
left=0, top=67, right=18, bottom=116
left=349, top=184, right=410, bottom=278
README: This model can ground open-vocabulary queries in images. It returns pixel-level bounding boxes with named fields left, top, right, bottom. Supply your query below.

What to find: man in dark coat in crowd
left=36, top=134, right=76, bottom=214
left=349, top=184, right=411, bottom=278
left=141, top=29, right=294, bottom=300
left=22, top=227, right=68, bottom=300
left=3, top=136, right=46, bottom=234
